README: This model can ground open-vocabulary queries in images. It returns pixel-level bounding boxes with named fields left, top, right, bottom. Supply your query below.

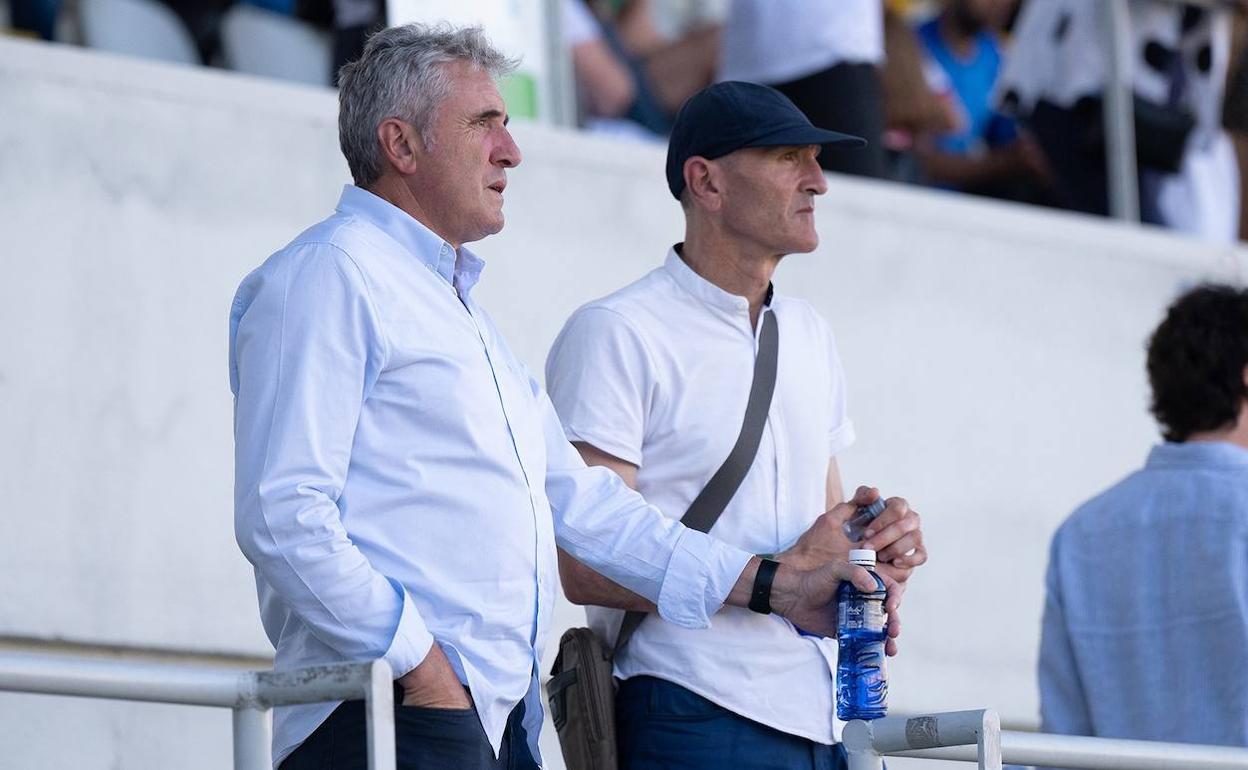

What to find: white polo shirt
left=545, top=248, right=855, bottom=744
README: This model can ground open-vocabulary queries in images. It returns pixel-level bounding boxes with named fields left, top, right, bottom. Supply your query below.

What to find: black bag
left=548, top=628, right=617, bottom=770
left=1068, top=94, right=1196, bottom=174
left=548, top=309, right=780, bottom=770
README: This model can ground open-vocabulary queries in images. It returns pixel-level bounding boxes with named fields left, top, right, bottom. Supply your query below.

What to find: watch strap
left=748, top=558, right=780, bottom=615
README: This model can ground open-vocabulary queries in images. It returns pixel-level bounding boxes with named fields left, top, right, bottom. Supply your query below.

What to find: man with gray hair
left=229, top=23, right=902, bottom=770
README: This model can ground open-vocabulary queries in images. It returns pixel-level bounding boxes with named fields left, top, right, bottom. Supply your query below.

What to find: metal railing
left=844, top=710, right=1003, bottom=770
left=842, top=709, right=1248, bottom=770
left=6, top=650, right=1248, bottom=770
left=0, top=651, right=396, bottom=770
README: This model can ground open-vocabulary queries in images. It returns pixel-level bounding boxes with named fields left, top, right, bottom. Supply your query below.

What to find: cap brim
left=743, top=125, right=867, bottom=151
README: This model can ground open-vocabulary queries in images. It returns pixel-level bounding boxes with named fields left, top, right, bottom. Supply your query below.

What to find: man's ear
left=684, top=156, right=722, bottom=212
left=377, top=118, right=424, bottom=176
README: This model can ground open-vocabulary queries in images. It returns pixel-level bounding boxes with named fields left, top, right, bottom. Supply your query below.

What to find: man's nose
left=493, top=127, right=522, bottom=168
left=804, top=156, right=828, bottom=196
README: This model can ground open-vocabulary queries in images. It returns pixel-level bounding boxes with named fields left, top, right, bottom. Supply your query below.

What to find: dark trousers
left=772, top=62, right=888, bottom=179
left=616, top=676, right=849, bottom=770
left=281, top=685, right=538, bottom=770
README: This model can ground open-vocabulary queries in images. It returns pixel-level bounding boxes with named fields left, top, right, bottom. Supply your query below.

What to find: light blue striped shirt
left=229, top=185, right=752, bottom=766
left=1040, top=441, right=1248, bottom=749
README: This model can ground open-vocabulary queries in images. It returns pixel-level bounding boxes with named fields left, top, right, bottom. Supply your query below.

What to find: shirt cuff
left=655, top=529, right=754, bottom=628
left=381, top=578, right=436, bottom=679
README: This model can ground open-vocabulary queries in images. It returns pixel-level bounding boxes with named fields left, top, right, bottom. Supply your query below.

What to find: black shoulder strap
left=614, top=309, right=779, bottom=654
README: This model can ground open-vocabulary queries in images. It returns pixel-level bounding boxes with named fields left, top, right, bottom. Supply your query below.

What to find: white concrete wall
left=1, top=36, right=1245, bottom=769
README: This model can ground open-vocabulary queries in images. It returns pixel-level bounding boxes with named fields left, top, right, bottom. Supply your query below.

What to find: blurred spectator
left=563, top=0, right=671, bottom=139
left=8, top=0, right=58, bottom=39
left=609, top=0, right=720, bottom=119
left=562, top=0, right=720, bottom=140
left=325, top=0, right=382, bottom=77
left=644, top=0, right=726, bottom=42
left=719, top=0, right=888, bottom=177
left=162, top=0, right=230, bottom=62
left=880, top=6, right=961, bottom=181
left=257, top=0, right=381, bottom=79
left=984, top=0, right=1019, bottom=35
left=913, top=0, right=1054, bottom=200
left=998, top=0, right=1240, bottom=242
left=1039, top=283, right=1248, bottom=754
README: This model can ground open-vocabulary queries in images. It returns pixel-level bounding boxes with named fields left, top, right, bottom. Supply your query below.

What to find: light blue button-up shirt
left=229, top=185, right=752, bottom=766
left=1040, top=441, right=1248, bottom=750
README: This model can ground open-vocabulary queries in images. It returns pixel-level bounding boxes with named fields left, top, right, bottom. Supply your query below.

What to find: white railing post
left=842, top=720, right=885, bottom=770
left=253, top=660, right=396, bottom=770
left=232, top=705, right=272, bottom=770
left=543, top=0, right=577, bottom=128
left=0, top=652, right=395, bottom=770
left=1102, top=0, right=1140, bottom=222
left=364, top=659, right=396, bottom=770
left=843, top=710, right=1002, bottom=770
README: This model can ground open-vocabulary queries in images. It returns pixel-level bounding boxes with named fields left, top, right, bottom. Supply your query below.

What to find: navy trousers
left=616, top=676, right=850, bottom=770
left=281, top=684, right=538, bottom=770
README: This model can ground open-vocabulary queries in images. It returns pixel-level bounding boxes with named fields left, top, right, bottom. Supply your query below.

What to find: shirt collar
left=662, top=245, right=773, bottom=320
left=336, top=184, right=484, bottom=298
left=1146, top=440, right=1248, bottom=471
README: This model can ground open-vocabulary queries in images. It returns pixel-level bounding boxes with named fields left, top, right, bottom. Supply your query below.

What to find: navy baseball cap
left=665, top=81, right=867, bottom=200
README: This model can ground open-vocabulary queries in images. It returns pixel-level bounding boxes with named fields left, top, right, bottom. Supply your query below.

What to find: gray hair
left=337, top=23, right=518, bottom=187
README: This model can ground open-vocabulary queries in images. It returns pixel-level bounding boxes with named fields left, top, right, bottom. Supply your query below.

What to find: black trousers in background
left=772, top=62, right=888, bottom=179
left=281, top=685, right=538, bottom=770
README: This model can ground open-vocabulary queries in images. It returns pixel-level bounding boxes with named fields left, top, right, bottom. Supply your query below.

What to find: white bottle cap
left=848, top=549, right=877, bottom=567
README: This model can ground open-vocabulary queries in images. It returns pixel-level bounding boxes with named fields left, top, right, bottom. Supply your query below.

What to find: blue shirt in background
left=1040, top=441, right=1248, bottom=750
left=917, top=18, right=1017, bottom=156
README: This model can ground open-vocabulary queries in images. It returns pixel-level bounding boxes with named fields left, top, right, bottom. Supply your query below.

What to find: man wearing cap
left=545, top=81, right=928, bottom=769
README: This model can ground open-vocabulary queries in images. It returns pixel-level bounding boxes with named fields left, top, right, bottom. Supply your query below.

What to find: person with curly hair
left=1039, top=283, right=1248, bottom=753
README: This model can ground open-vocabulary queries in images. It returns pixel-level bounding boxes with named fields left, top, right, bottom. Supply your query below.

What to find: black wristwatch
left=748, top=558, right=781, bottom=615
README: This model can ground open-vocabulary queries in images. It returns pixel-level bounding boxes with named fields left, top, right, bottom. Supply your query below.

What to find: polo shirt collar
left=662, top=245, right=773, bottom=323
left=1147, top=440, right=1248, bottom=471
left=336, top=184, right=484, bottom=298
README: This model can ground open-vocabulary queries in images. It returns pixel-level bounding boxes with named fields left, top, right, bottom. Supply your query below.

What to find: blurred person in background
left=912, top=0, right=1055, bottom=200
left=1039, top=283, right=1248, bottom=752
left=879, top=3, right=963, bottom=182
left=719, top=0, right=888, bottom=177
left=546, top=81, right=925, bottom=770
left=261, top=0, right=384, bottom=78
left=562, top=0, right=721, bottom=140
left=7, top=0, right=58, bottom=39
left=998, top=0, right=1242, bottom=242
left=324, top=0, right=384, bottom=77
left=159, top=0, right=229, bottom=62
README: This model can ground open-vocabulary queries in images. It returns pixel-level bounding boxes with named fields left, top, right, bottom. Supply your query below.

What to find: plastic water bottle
left=842, top=498, right=887, bottom=543
left=836, top=548, right=888, bottom=721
